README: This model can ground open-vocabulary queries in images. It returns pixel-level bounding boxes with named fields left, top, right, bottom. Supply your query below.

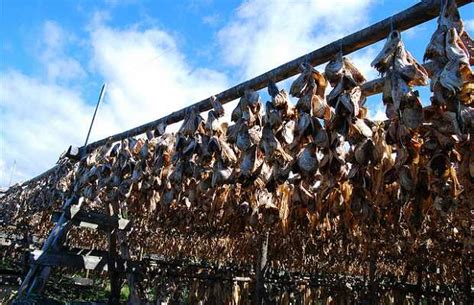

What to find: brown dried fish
left=297, top=143, right=318, bottom=176
left=210, top=95, right=225, bottom=117
left=281, top=120, right=296, bottom=144
left=290, top=64, right=313, bottom=97
left=240, top=145, right=258, bottom=177
left=179, top=107, right=204, bottom=136
left=371, top=30, right=402, bottom=74
left=326, top=51, right=366, bottom=86
left=264, top=102, right=283, bottom=129
left=212, top=158, right=232, bottom=187
left=401, top=96, right=423, bottom=129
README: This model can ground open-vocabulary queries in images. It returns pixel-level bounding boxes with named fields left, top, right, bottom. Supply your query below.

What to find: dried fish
left=210, top=95, right=225, bottom=117
left=240, top=145, right=258, bottom=178
left=212, top=158, right=233, bottom=187
left=179, top=107, right=204, bottom=136
left=297, top=143, right=318, bottom=176
left=371, top=30, right=402, bottom=74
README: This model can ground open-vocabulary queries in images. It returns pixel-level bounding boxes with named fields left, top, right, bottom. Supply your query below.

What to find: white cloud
left=1, top=0, right=383, bottom=187
left=88, top=22, right=229, bottom=134
left=203, top=14, right=221, bottom=26
left=0, top=70, right=92, bottom=186
left=0, top=19, right=230, bottom=187
left=465, top=19, right=474, bottom=32
left=217, top=0, right=374, bottom=80
left=368, top=104, right=388, bottom=121
left=39, top=21, right=86, bottom=82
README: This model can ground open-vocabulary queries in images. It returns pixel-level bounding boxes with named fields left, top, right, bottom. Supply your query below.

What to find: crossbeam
left=19, top=0, right=472, bottom=186
left=31, top=250, right=112, bottom=271
left=51, top=210, right=131, bottom=231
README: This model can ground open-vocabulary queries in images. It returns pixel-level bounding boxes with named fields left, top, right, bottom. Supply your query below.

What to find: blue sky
left=0, top=0, right=473, bottom=187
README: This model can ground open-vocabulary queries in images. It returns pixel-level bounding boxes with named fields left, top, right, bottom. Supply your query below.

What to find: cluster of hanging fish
left=0, top=160, right=73, bottom=239
left=0, top=0, right=472, bottom=289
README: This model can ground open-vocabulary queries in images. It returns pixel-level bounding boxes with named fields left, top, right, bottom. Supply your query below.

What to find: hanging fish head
left=371, top=30, right=402, bottom=74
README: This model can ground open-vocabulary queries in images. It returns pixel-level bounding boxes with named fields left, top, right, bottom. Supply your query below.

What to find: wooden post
left=17, top=194, right=82, bottom=297
left=109, top=198, right=141, bottom=305
left=254, top=230, right=269, bottom=305
left=21, top=224, right=31, bottom=275
left=414, top=265, right=423, bottom=305
left=107, top=228, right=121, bottom=305
left=462, top=260, right=471, bottom=304
left=368, top=254, right=377, bottom=305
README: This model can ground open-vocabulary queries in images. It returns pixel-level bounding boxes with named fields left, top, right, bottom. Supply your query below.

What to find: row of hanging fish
left=0, top=0, right=472, bottom=287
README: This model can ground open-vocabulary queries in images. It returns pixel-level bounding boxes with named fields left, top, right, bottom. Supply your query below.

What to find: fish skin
left=371, top=30, right=402, bottom=74
left=236, top=123, right=252, bottom=151
left=282, top=120, right=295, bottom=145
left=297, top=143, right=319, bottom=176
left=325, top=51, right=344, bottom=86
left=446, top=28, right=470, bottom=65
left=439, top=59, right=464, bottom=94
left=240, top=145, right=258, bottom=177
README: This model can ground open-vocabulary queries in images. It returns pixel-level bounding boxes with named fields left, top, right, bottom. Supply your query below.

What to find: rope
left=440, top=0, right=446, bottom=15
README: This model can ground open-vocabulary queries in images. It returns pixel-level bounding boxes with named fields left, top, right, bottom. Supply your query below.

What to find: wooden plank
left=107, top=229, right=121, bottom=304
left=18, top=195, right=84, bottom=297
left=254, top=231, right=269, bottom=305
left=30, top=250, right=118, bottom=272
left=51, top=210, right=131, bottom=231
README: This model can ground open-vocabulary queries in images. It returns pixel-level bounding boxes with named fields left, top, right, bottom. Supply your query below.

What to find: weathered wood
left=51, top=210, right=131, bottom=231
left=17, top=195, right=83, bottom=297
left=107, top=229, right=121, bottom=304
left=414, top=266, right=423, bottom=305
left=462, top=260, right=471, bottom=304
left=254, top=230, right=269, bottom=305
left=368, top=255, right=377, bottom=305
left=18, top=0, right=471, bottom=187
left=106, top=197, right=141, bottom=304
left=29, top=250, right=121, bottom=271
left=84, top=84, right=107, bottom=146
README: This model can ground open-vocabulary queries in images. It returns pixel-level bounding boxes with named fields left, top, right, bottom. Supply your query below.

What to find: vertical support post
left=108, top=228, right=121, bottom=304
left=462, top=260, right=471, bottom=304
left=254, top=230, right=269, bottom=305
left=17, top=194, right=81, bottom=298
left=109, top=198, right=140, bottom=305
left=369, top=254, right=377, bottom=305
left=21, top=223, right=31, bottom=275
left=414, top=265, right=423, bottom=305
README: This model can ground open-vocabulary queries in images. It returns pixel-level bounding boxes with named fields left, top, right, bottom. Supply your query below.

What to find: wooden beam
left=107, top=229, right=121, bottom=304
left=16, top=0, right=473, bottom=187
left=51, top=210, right=131, bottom=231
left=18, top=195, right=83, bottom=297
left=29, top=250, right=124, bottom=272
left=254, top=231, right=269, bottom=305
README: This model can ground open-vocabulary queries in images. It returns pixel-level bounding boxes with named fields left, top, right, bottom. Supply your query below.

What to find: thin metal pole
left=8, top=160, right=16, bottom=187
left=84, top=84, right=107, bottom=146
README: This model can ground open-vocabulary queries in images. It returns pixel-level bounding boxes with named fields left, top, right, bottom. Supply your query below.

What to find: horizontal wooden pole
left=17, top=0, right=472, bottom=186
left=31, top=250, right=110, bottom=271
left=51, top=211, right=131, bottom=231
